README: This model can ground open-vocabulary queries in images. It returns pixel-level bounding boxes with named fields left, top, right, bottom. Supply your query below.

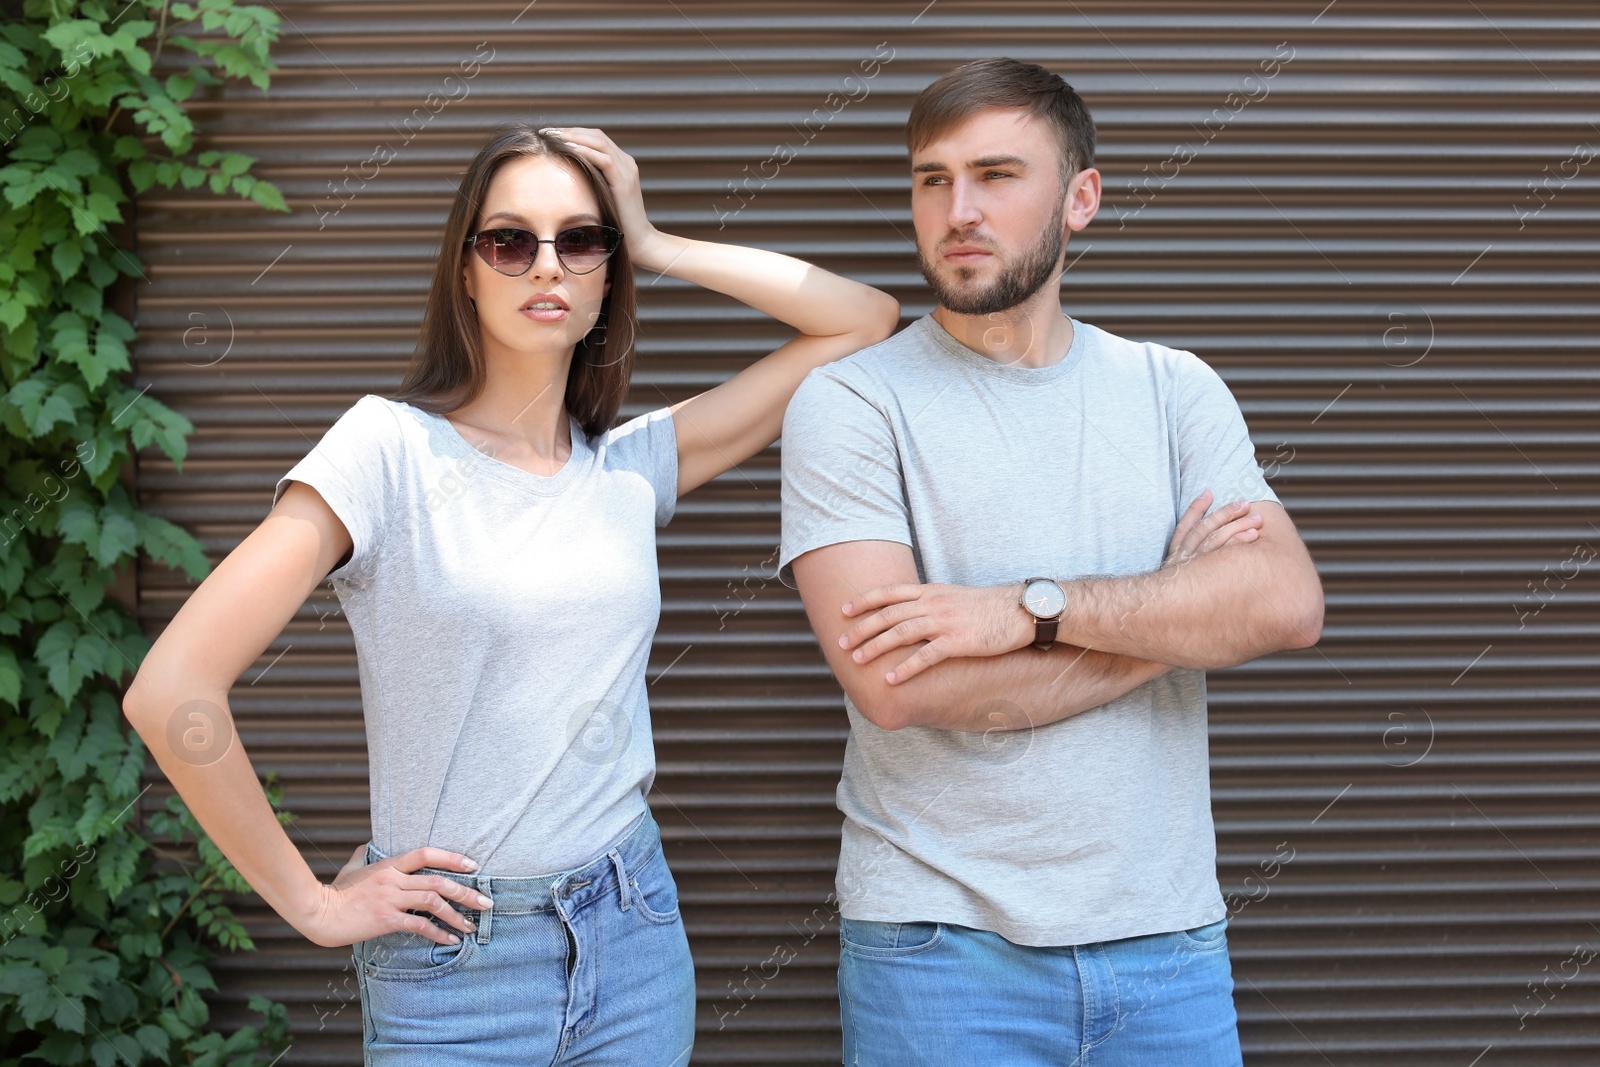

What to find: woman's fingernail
left=462, top=859, right=478, bottom=872
left=448, top=933, right=461, bottom=944
left=838, top=635, right=849, bottom=647
left=477, top=894, right=494, bottom=908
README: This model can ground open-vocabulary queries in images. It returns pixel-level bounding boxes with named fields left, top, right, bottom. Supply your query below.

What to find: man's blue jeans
left=838, top=916, right=1243, bottom=1066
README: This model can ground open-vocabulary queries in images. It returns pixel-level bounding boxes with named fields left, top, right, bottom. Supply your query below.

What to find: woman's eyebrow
left=481, top=210, right=602, bottom=226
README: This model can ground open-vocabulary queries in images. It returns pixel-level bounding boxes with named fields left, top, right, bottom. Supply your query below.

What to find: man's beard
left=918, top=201, right=1066, bottom=316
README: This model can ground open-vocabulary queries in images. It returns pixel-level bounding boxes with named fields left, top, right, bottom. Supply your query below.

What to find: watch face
left=1025, top=580, right=1066, bottom=618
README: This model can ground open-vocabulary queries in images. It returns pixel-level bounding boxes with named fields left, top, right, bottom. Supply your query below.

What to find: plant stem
left=161, top=869, right=219, bottom=939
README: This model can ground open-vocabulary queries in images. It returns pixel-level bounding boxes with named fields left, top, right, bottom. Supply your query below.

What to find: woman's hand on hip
left=302, top=845, right=494, bottom=947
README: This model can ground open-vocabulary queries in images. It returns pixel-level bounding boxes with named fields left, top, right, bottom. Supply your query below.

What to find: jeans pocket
left=630, top=844, right=682, bottom=925
left=356, top=924, right=476, bottom=981
left=1175, top=917, right=1230, bottom=953
left=839, top=918, right=944, bottom=958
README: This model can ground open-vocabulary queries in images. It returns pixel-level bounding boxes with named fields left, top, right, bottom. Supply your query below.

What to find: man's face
left=910, top=107, right=1094, bottom=315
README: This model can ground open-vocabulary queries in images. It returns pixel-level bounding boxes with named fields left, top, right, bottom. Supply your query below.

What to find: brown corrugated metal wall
left=129, top=2, right=1600, bottom=1063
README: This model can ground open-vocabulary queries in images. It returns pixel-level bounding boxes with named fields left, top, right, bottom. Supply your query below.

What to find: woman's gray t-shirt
left=274, top=395, right=678, bottom=875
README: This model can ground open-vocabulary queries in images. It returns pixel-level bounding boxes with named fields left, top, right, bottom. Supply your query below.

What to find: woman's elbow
left=121, top=678, right=158, bottom=738
left=865, top=295, right=901, bottom=344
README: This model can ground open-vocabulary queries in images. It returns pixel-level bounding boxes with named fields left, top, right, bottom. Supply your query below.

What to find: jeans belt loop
left=474, top=875, right=492, bottom=944
left=609, top=848, right=631, bottom=911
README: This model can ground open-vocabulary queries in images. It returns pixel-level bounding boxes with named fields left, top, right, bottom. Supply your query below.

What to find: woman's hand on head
left=300, top=844, right=494, bottom=948
left=540, top=126, right=666, bottom=265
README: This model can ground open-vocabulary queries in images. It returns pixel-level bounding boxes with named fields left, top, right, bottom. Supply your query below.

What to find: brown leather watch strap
left=1032, top=616, right=1058, bottom=651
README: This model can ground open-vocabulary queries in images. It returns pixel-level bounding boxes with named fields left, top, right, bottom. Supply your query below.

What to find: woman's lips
left=520, top=306, right=569, bottom=323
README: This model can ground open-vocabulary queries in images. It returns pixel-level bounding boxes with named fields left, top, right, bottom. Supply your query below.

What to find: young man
left=779, top=58, right=1324, bottom=1065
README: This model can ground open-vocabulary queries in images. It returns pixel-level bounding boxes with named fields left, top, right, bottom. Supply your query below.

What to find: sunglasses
left=464, top=224, right=623, bottom=277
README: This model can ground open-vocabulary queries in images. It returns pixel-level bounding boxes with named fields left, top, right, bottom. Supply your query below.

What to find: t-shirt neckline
left=918, top=311, right=1087, bottom=385
left=408, top=401, right=593, bottom=496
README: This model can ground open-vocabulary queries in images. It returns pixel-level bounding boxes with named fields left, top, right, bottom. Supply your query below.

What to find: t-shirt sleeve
left=605, top=406, right=679, bottom=527
left=272, top=395, right=403, bottom=585
left=1172, top=353, right=1280, bottom=519
left=778, top=367, right=912, bottom=587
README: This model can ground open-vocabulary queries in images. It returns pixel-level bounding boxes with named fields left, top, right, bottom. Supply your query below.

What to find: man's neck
left=930, top=292, right=1075, bottom=369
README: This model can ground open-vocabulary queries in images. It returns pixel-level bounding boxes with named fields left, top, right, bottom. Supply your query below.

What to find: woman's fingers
left=391, top=846, right=479, bottom=874
left=410, top=872, right=493, bottom=911
left=541, top=126, right=628, bottom=171
left=396, top=887, right=477, bottom=937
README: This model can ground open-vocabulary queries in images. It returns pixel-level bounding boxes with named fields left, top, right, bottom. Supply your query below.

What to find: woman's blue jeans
left=353, top=810, right=695, bottom=1066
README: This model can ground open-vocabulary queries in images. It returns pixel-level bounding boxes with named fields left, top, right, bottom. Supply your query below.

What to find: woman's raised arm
left=548, top=126, right=901, bottom=495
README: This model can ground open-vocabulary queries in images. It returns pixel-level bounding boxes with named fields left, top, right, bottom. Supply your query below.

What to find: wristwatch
left=1019, top=577, right=1067, bottom=651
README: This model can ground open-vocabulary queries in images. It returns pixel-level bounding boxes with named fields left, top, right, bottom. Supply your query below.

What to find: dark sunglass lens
left=481, top=228, right=536, bottom=275
left=555, top=226, right=614, bottom=270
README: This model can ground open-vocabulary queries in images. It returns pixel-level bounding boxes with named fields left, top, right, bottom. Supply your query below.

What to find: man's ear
left=1066, top=166, right=1102, bottom=233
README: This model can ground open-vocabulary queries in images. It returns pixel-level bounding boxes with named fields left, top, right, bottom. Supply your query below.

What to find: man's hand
left=838, top=581, right=1034, bottom=684
left=838, top=492, right=1267, bottom=685
left=1167, top=490, right=1261, bottom=565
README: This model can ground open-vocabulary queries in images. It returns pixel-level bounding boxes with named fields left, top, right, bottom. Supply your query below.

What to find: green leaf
left=124, top=394, right=193, bottom=467
left=0, top=645, right=19, bottom=707
left=135, top=512, right=210, bottom=579
left=35, top=619, right=84, bottom=701
left=95, top=505, right=139, bottom=567
left=166, top=72, right=196, bottom=102
left=250, top=176, right=288, bottom=212
left=51, top=237, right=84, bottom=282
left=84, top=191, right=123, bottom=225
left=4, top=375, right=85, bottom=438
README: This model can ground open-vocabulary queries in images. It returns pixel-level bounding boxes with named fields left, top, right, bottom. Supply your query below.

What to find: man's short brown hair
left=906, top=57, right=1096, bottom=185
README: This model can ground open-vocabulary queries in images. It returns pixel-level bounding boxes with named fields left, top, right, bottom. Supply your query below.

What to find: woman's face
left=462, top=154, right=611, bottom=362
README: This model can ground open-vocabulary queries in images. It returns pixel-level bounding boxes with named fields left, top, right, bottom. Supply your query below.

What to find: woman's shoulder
left=597, top=405, right=676, bottom=463
left=327, top=394, right=423, bottom=448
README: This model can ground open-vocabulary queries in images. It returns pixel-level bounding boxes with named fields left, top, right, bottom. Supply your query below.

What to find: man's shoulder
left=1076, top=319, right=1206, bottom=376
left=805, top=320, right=928, bottom=388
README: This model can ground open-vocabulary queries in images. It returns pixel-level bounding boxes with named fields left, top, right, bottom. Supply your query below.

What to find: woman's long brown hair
left=393, top=124, right=637, bottom=438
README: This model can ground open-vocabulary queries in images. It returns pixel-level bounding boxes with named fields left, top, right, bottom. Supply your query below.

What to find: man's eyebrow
left=481, top=211, right=601, bottom=226
left=971, top=154, right=1029, bottom=169
left=911, top=155, right=1030, bottom=174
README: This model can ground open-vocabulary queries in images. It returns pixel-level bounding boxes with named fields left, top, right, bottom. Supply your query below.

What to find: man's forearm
left=891, top=641, right=1169, bottom=732
left=1056, top=535, right=1322, bottom=669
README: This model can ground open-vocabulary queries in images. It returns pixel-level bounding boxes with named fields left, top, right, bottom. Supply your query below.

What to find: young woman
left=122, top=124, right=899, bottom=1064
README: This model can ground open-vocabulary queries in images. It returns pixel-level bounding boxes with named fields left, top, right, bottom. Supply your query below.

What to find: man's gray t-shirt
left=274, top=395, right=678, bottom=875
left=779, top=313, right=1277, bottom=947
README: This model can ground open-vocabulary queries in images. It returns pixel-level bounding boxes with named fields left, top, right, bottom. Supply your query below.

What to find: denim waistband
left=363, top=810, right=659, bottom=942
